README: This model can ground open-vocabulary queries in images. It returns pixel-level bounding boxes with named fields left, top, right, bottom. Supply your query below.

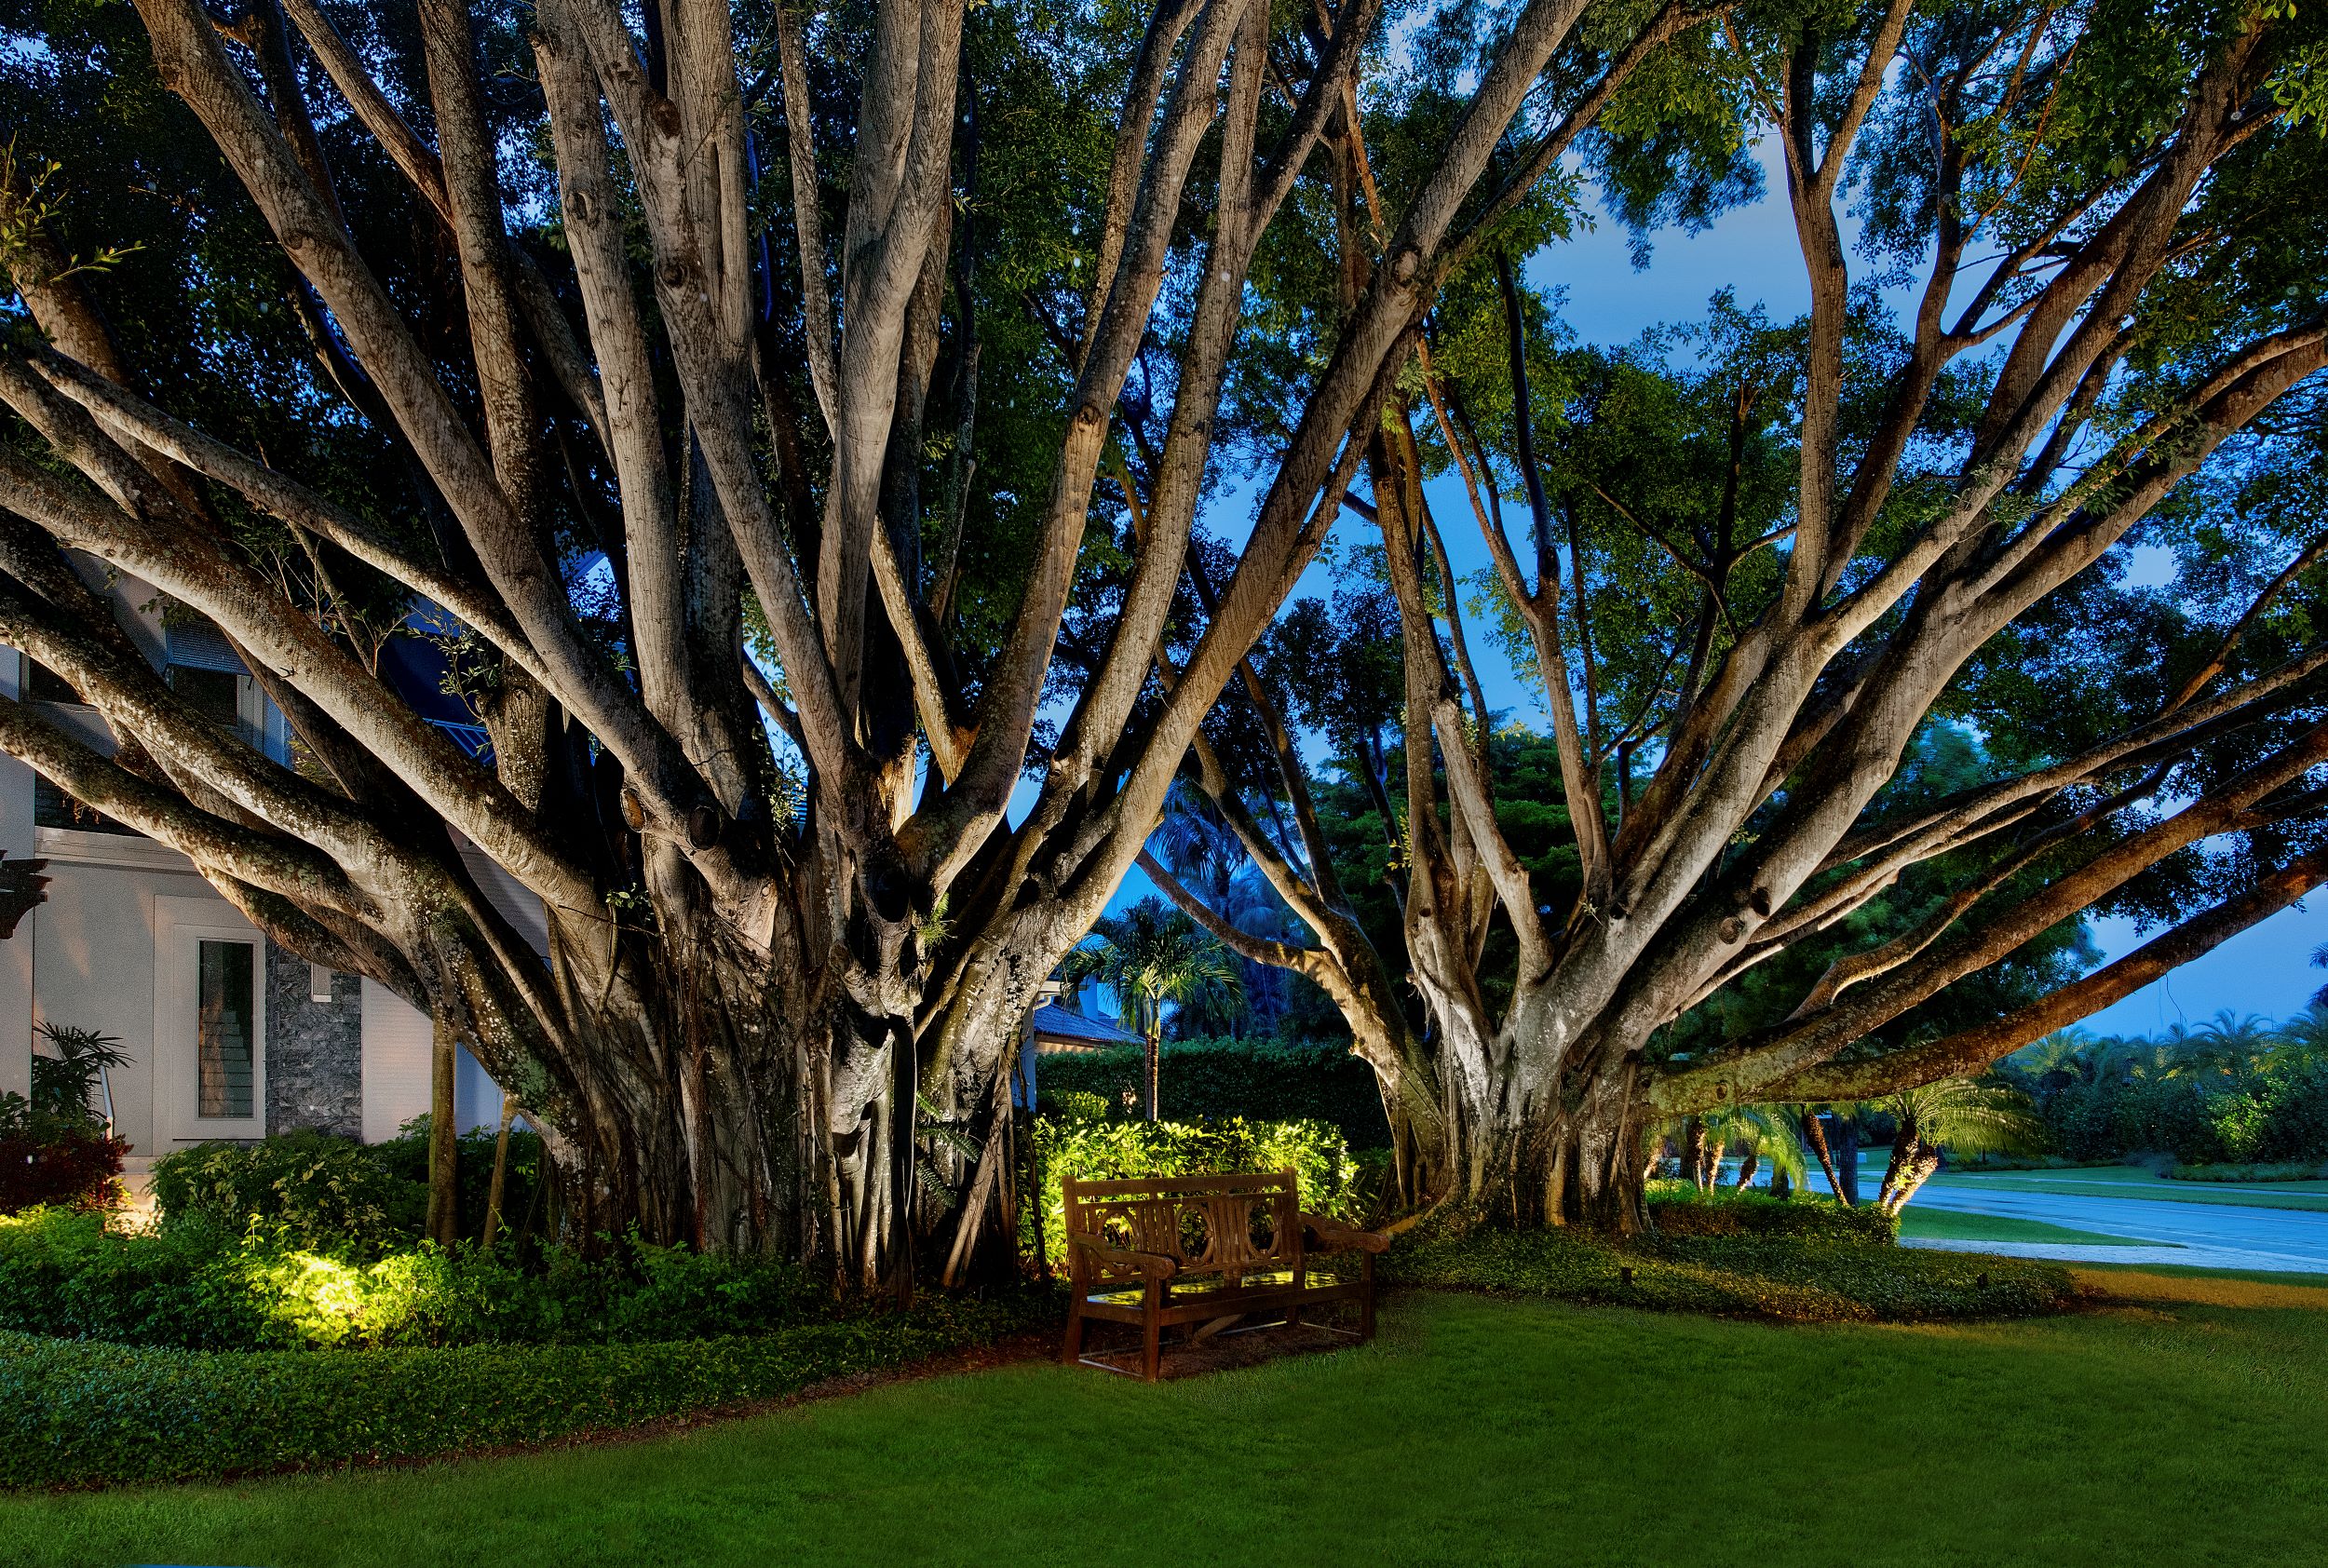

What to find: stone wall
left=264, top=943, right=362, bottom=1138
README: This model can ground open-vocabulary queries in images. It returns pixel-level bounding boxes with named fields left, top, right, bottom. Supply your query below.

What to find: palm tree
left=1059, top=897, right=1242, bottom=1120
left=1708, top=1104, right=1806, bottom=1193
left=1665, top=1104, right=1806, bottom=1192
left=1868, top=1077, right=2046, bottom=1217
left=2188, top=1010, right=2277, bottom=1078
left=1148, top=784, right=1308, bottom=1038
left=2271, top=1004, right=2328, bottom=1071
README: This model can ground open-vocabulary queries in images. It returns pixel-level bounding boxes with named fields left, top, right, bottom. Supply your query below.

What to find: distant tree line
left=2001, top=1012, right=2328, bottom=1167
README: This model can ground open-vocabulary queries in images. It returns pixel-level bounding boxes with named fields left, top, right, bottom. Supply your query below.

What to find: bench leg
left=1141, top=1278, right=1164, bottom=1382
left=1062, top=1300, right=1084, bottom=1367
left=1360, top=1253, right=1376, bottom=1342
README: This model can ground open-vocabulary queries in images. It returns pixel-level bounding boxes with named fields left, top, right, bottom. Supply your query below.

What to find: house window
left=196, top=939, right=256, bottom=1120
left=168, top=664, right=242, bottom=729
left=33, top=777, right=142, bottom=835
left=24, top=657, right=85, bottom=706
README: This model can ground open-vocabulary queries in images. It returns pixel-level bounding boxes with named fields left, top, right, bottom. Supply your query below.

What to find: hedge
left=1024, top=1115, right=1360, bottom=1264
left=0, top=1292, right=1047, bottom=1488
left=2027, top=1066, right=2328, bottom=1165
left=1036, top=1037, right=1390, bottom=1147
left=1385, top=1225, right=2074, bottom=1323
left=2162, top=1160, right=2328, bottom=1183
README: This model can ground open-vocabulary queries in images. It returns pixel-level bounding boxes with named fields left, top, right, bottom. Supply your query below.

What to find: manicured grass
left=1894, top=1206, right=2152, bottom=1248
left=9, top=1273, right=2327, bottom=1567
left=1925, top=1162, right=2328, bottom=1210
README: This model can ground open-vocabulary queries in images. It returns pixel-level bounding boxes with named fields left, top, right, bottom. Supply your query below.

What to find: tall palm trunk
left=1801, top=1108, right=1849, bottom=1207
left=1143, top=995, right=1162, bottom=1122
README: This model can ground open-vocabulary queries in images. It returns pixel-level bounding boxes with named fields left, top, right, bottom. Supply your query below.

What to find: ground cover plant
left=1384, top=1215, right=2073, bottom=1324
left=6, top=1273, right=2321, bottom=1565
left=0, top=1291, right=1045, bottom=1488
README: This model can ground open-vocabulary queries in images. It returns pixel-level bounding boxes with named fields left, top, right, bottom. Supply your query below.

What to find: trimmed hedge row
left=0, top=1292, right=1047, bottom=1489
left=1036, top=1037, right=1390, bottom=1147
left=2161, top=1160, right=2328, bottom=1183
left=1385, top=1225, right=2074, bottom=1322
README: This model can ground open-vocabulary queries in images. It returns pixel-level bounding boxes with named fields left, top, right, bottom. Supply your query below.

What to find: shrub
left=0, top=1208, right=825, bottom=1352
left=2162, top=1160, right=2328, bottom=1183
left=367, top=1115, right=546, bottom=1242
left=1025, top=1115, right=1359, bottom=1264
left=0, top=1094, right=126, bottom=1216
left=1645, top=1182, right=1898, bottom=1243
left=1384, top=1224, right=2073, bottom=1323
left=1036, top=1037, right=1389, bottom=1147
left=151, top=1131, right=419, bottom=1253
left=0, top=1209, right=275, bottom=1349
left=149, top=1120, right=546, bottom=1255
left=0, top=1291, right=1049, bottom=1487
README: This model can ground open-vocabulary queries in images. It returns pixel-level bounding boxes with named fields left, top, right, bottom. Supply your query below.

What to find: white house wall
left=32, top=857, right=230, bottom=1158
left=355, top=981, right=504, bottom=1141
left=359, top=980, right=431, bottom=1144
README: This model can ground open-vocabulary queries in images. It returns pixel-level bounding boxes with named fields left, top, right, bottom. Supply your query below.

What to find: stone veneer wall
left=264, top=942, right=362, bottom=1138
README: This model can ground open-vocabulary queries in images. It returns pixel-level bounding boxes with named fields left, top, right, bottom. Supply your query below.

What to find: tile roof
left=1028, top=1002, right=1143, bottom=1045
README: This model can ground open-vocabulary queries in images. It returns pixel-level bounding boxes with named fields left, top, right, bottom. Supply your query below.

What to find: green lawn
left=1894, top=1206, right=2153, bottom=1247
left=7, top=1273, right=2328, bottom=1568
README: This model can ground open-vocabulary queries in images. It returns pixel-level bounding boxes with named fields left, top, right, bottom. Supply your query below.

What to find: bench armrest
left=1065, top=1230, right=1180, bottom=1280
left=1301, top=1212, right=1390, bottom=1254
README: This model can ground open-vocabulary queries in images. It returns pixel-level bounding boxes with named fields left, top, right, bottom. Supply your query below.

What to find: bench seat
left=1060, top=1169, right=1389, bottom=1380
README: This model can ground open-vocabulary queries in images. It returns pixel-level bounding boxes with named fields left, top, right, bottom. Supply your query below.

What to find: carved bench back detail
left=1062, top=1169, right=1304, bottom=1287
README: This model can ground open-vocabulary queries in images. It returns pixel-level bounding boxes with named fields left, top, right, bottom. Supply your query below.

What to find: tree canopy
left=2, top=0, right=2324, bottom=1259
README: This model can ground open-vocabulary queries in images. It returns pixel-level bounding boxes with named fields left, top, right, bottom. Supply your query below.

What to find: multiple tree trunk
left=0, top=0, right=1651, bottom=1283
left=1142, top=0, right=2328, bottom=1232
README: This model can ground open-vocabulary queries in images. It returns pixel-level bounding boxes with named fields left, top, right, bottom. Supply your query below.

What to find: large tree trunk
left=1441, top=1053, right=1652, bottom=1233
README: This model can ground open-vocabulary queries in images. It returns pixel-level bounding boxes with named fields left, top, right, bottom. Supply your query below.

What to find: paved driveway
left=1800, top=1168, right=2328, bottom=1272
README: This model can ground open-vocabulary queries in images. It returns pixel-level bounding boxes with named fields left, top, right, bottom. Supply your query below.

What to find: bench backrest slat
left=1062, top=1169, right=1305, bottom=1285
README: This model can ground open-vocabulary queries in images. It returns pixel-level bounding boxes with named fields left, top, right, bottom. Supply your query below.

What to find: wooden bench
left=1061, top=1169, right=1390, bottom=1381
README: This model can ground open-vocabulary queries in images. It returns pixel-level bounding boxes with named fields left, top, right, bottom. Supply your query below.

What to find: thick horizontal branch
left=1758, top=844, right=2328, bottom=1103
